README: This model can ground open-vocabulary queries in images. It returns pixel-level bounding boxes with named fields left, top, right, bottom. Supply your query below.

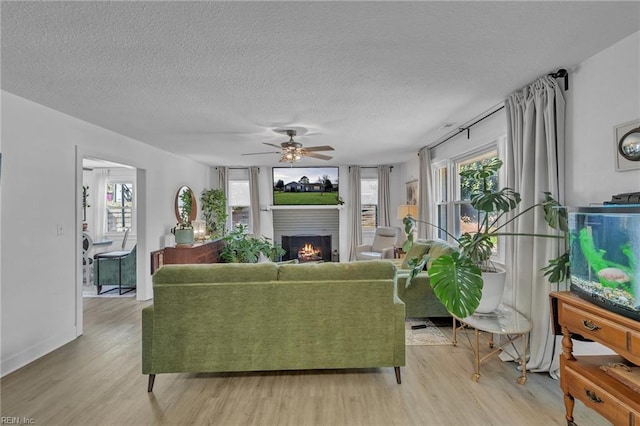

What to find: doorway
left=76, top=151, right=146, bottom=337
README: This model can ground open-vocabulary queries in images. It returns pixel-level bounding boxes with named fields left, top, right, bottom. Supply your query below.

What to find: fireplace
left=281, top=235, right=332, bottom=262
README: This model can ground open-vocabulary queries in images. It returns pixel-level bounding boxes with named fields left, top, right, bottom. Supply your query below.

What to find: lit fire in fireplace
left=298, top=243, right=322, bottom=262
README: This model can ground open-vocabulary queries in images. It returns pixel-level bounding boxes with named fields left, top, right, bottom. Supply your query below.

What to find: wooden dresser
left=551, top=291, right=640, bottom=426
left=151, top=239, right=224, bottom=274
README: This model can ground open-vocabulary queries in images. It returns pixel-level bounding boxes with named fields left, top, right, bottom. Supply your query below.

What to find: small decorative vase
left=475, top=266, right=507, bottom=314
left=172, top=228, right=194, bottom=245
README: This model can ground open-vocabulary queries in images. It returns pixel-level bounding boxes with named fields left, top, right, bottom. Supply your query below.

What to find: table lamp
left=397, top=204, right=417, bottom=220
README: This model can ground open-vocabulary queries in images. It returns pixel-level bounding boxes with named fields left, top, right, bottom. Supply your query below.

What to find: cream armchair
left=355, top=227, right=401, bottom=260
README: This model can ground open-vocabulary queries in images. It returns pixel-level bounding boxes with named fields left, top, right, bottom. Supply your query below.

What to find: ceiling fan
left=242, top=129, right=334, bottom=163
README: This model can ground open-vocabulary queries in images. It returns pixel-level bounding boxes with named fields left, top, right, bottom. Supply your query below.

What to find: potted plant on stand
left=402, top=158, right=568, bottom=318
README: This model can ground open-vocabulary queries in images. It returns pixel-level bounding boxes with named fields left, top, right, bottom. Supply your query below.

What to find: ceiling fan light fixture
left=281, top=146, right=302, bottom=163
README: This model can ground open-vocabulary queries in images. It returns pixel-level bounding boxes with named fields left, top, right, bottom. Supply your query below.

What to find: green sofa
left=142, top=261, right=405, bottom=392
left=395, top=239, right=457, bottom=318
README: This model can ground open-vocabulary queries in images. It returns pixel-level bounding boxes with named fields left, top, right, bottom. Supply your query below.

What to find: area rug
left=405, top=319, right=452, bottom=346
left=83, top=285, right=136, bottom=298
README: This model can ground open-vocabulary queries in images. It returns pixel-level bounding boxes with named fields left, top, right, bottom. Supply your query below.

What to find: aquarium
left=569, top=205, right=640, bottom=322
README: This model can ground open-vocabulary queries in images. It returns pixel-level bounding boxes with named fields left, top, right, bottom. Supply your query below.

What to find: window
left=228, top=169, right=250, bottom=230
left=361, top=178, right=378, bottom=241
left=435, top=147, right=501, bottom=259
left=106, top=182, right=133, bottom=233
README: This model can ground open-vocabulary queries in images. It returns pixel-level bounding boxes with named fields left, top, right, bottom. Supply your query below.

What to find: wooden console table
left=150, top=239, right=224, bottom=274
left=551, top=291, right=640, bottom=426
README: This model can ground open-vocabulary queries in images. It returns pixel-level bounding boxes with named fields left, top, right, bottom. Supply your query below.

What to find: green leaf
left=428, top=252, right=483, bottom=318
left=470, top=187, right=521, bottom=213
left=542, top=251, right=570, bottom=283
left=542, top=192, right=568, bottom=232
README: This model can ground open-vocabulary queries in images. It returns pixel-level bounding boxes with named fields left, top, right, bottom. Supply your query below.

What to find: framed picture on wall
left=614, top=119, right=640, bottom=172
left=406, top=179, right=418, bottom=205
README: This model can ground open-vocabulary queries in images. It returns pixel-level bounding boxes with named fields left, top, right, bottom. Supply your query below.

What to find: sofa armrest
left=142, top=305, right=154, bottom=374
left=393, top=294, right=406, bottom=367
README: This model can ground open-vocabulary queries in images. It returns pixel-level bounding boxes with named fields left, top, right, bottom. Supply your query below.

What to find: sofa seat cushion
left=278, top=260, right=395, bottom=281
left=153, top=262, right=278, bottom=284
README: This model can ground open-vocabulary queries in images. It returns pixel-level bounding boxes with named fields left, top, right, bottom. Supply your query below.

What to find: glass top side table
left=452, top=304, right=532, bottom=384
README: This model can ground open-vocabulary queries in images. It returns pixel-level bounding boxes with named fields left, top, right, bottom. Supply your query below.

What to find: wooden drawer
left=564, top=367, right=633, bottom=425
left=562, top=303, right=628, bottom=353
left=629, top=331, right=640, bottom=361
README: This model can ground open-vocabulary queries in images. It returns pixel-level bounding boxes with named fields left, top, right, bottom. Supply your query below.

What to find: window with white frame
left=361, top=177, right=378, bottom=243
left=434, top=147, right=502, bottom=260
left=228, top=169, right=250, bottom=231
left=105, top=182, right=134, bottom=233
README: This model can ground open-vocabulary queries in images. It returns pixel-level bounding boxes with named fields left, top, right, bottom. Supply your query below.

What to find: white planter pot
left=475, top=266, right=507, bottom=314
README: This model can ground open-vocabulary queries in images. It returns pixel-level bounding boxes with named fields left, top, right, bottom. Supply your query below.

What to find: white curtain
left=348, top=166, right=362, bottom=261
left=417, top=147, right=434, bottom=239
left=217, top=166, right=229, bottom=231
left=217, top=166, right=228, bottom=196
left=248, top=166, right=261, bottom=237
left=94, top=169, right=109, bottom=241
left=504, top=75, right=565, bottom=372
left=377, top=165, right=392, bottom=227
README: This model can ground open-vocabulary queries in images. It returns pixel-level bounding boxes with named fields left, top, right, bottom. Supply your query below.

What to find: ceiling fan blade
left=304, top=152, right=333, bottom=161
left=241, top=151, right=280, bottom=156
left=302, top=145, right=334, bottom=152
left=263, top=142, right=283, bottom=149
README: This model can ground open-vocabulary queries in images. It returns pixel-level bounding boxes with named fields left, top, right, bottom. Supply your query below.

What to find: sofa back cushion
left=153, top=262, right=278, bottom=285
left=400, top=240, right=431, bottom=269
left=425, top=239, right=456, bottom=269
left=399, top=239, right=458, bottom=270
left=278, top=260, right=395, bottom=281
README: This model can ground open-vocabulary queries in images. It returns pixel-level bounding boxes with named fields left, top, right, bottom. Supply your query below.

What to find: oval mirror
left=619, top=128, right=640, bottom=161
left=174, top=186, right=197, bottom=223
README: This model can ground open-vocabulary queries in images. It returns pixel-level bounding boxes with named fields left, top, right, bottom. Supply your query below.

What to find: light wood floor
left=1, top=298, right=608, bottom=426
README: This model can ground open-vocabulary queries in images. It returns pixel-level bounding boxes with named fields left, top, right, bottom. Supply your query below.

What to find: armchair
left=94, top=245, right=136, bottom=295
left=355, top=226, right=400, bottom=260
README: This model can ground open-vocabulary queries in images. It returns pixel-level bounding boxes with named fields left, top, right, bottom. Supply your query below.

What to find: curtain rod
left=348, top=166, right=394, bottom=171
left=427, top=104, right=505, bottom=151
left=424, top=68, right=569, bottom=153
left=548, top=68, right=569, bottom=91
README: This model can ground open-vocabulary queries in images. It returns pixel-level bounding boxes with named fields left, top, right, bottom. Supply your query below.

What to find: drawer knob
left=585, top=389, right=603, bottom=403
left=581, top=319, right=601, bottom=331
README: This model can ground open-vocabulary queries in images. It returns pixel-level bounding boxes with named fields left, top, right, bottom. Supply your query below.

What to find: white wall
left=1, top=92, right=210, bottom=376
left=565, top=31, right=640, bottom=206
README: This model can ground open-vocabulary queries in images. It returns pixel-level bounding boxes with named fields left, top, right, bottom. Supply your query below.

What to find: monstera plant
left=402, top=158, right=569, bottom=318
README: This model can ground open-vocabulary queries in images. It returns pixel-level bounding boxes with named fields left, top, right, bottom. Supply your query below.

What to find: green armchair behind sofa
left=142, top=261, right=405, bottom=391
left=94, top=245, right=136, bottom=295
left=395, top=239, right=457, bottom=318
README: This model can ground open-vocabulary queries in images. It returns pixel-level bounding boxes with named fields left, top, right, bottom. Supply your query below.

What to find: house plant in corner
left=402, top=158, right=568, bottom=318
left=201, top=188, right=228, bottom=239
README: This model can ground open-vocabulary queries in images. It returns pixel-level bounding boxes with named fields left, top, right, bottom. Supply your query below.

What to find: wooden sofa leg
left=147, top=374, right=156, bottom=392
left=394, top=367, right=402, bottom=384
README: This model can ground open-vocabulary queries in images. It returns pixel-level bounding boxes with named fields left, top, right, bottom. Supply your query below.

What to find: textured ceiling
left=2, top=1, right=639, bottom=167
